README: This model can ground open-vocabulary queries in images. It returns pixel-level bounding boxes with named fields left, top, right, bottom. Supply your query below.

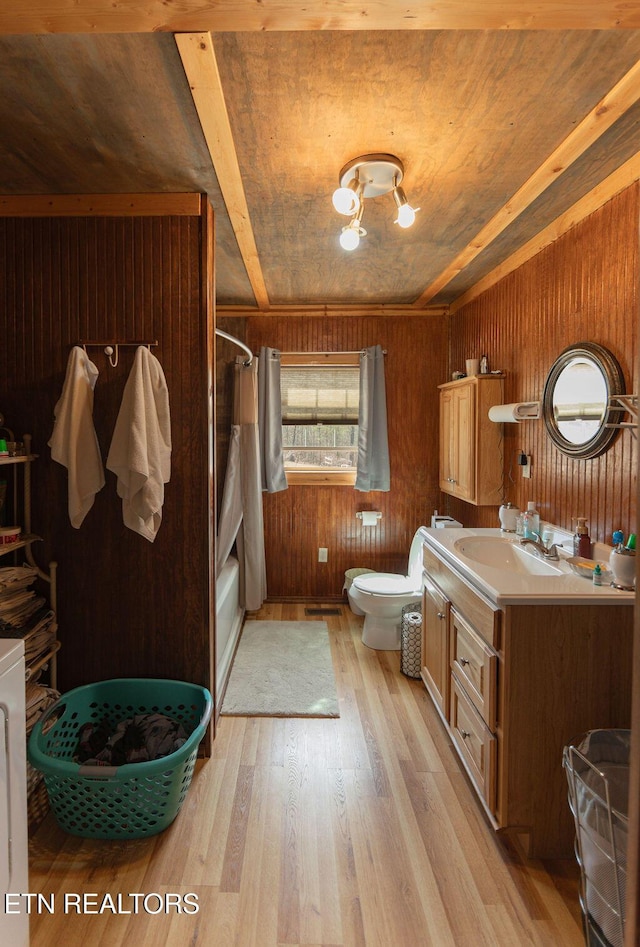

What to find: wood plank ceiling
left=0, top=3, right=640, bottom=312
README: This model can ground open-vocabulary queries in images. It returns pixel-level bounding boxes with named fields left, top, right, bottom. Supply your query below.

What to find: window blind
left=280, top=365, right=360, bottom=424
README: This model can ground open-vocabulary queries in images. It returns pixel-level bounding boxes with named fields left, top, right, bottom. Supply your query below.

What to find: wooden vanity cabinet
left=421, top=573, right=450, bottom=718
left=421, top=542, right=633, bottom=859
left=438, top=374, right=504, bottom=506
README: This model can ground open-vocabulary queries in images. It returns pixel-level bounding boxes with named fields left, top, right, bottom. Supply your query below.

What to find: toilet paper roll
left=360, top=511, right=381, bottom=527
left=488, top=402, right=540, bottom=423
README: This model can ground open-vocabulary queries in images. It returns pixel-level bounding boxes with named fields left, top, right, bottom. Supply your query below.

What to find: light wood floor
left=28, top=602, right=584, bottom=946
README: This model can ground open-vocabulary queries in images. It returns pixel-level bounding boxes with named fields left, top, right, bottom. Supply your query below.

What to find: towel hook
left=104, top=344, right=119, bottom=368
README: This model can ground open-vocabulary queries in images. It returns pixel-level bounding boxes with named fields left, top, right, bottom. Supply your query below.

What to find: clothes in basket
left=76, top=712, right=187, bottom=766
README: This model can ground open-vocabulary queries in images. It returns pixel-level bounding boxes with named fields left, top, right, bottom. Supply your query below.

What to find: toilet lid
left=407, top=527, right=427, bottom=582
left=353, top=573, right=421, bottom=596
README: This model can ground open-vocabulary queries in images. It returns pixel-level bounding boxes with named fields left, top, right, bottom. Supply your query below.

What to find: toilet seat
left=352, top=528, right=425, bottom=596
left=352, top=573, right=420, bottom=596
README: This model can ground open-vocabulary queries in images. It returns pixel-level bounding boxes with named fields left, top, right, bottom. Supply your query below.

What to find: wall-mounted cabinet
left=438, top=374, right=504, bottom=506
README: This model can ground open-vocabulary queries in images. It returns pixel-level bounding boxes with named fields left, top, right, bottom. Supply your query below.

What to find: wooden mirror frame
left=542, top=342, right=626, bottom=459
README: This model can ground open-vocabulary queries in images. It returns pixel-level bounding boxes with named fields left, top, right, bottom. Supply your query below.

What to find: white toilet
left=348, top=528, right=425, bottom=650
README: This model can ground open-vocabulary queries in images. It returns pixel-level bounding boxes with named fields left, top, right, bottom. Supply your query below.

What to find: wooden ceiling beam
left=413, top=56, right=640, bottom=307
left=449, top=152, right=640, bottom=313
left=217, top=305, right=449, bottom=318
left=0, top=1, right=639, bottom=34
left=177, top=32, right=270, bottom=312
left=0, top=194, right=203, bottom=217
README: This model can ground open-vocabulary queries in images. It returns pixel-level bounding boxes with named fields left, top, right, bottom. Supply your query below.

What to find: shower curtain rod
left=282, top=349, right=387, bottom=356
left=215, top=328, right=253, bottom=365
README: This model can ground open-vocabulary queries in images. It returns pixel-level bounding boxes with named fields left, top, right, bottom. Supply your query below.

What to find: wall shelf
left=606, top=394, right=637, bottom=436
left=0, top=433, right=59, bottom=833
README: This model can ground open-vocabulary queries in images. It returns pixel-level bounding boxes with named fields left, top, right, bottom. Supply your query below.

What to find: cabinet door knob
left=437, top=611, right=446, bottom=620
left=460, top=729, right=471, bottom=740
left=459, top=656, right=470, bottom=666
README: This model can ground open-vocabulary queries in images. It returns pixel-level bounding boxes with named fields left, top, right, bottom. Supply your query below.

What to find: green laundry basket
left=28, top=677, right=212, bottom=839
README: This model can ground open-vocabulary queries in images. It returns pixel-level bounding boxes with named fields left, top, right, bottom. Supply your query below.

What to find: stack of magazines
left=0, top=565, right=56, bottom=669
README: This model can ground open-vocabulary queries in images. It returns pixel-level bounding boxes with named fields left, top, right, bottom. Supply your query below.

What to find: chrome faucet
left=519, top=537, right=560, bottom=560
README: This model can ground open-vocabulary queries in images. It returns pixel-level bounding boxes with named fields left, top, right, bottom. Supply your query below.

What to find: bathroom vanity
left=421, top=527, right=634, bottom=859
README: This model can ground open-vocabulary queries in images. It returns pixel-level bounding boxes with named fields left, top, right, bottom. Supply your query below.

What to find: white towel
left=107, top=346, right=171, bottom=543
left=48, top=346, right=105, bottom=528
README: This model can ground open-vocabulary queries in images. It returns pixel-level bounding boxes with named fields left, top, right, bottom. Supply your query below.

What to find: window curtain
left=355, top=344, right=390, bottom=491
left=216, top=356, right=267, bottom=610
left=257, top=346, right=288, bottom=493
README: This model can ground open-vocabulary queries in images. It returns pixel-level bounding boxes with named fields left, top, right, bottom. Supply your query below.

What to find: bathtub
left=216, top=555, right=245, bottom=705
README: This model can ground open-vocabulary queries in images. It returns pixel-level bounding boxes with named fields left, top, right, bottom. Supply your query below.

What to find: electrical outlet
left=522, top=455, right=532, bottom=478
left=318, top=547, right=328, bottom=562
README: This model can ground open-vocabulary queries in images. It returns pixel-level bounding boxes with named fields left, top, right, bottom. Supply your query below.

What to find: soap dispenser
left=524, top=501, right=540, bottom=538
left=573, top=518, right=591, bottom=559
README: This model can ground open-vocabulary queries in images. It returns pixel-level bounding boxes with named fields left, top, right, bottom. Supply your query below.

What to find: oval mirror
left=542, top=342, right=625, bottom=459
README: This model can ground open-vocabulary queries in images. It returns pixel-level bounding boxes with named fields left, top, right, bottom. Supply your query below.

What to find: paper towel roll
left=360, top=511, right=381, bottom=527
left=488, top=402, right=540, bottom=423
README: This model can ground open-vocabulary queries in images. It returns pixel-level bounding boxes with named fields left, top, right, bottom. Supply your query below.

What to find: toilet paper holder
left=356, top=511, right=382, bottom=524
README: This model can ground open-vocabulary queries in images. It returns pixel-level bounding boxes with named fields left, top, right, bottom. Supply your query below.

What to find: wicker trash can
left=400, top=603, right=422, bottom=678
left=343, top=567, right=376, bottom=615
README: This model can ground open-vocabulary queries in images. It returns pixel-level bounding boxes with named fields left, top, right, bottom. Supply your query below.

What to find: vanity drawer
left=450, top=674, right=497, bottom=813
left=450, top=608, right=497, bottom=731
left=422, top=544, right=501, bottom=648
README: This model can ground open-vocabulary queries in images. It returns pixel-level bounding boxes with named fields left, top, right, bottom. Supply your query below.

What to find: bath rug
left=220, top=620, right=339, bottom=717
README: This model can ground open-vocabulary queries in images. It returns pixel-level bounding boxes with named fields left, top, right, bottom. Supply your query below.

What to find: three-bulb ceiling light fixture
left=332, top=153, right=419, bottom=251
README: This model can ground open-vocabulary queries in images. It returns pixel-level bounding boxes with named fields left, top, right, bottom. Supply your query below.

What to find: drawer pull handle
left=459, top=656, right=470, bottom=666
left=437, top=611, right=446, bottom=620
left=460, top=729, right=471, bottom=739
left=447, top=477, right=457, bottom=484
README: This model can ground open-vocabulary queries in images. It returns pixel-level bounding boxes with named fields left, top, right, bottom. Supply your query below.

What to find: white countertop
left=422, top=526, right=636, bottom=606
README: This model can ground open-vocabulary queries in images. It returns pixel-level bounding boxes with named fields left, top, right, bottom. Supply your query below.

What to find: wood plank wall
left=447, top=185, right=639, bottom=544
left=238, top=314, right=448, bottom=600
left=0, top=204, right=216, bottom=728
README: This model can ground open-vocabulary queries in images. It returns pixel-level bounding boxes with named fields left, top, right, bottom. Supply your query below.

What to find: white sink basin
left=453, top=537, right=564, bottom=576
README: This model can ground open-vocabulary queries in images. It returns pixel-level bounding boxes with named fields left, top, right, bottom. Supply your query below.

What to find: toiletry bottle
left=524, top=501, right=540, bottom=539
left=573, top=517, right=591, bottom=559
left=626, top=533, right=636, bottom=551
left=480, top=354, right=489, bottom=374
left=593, top=564, right=602, bottom=586
left=522, top=510, right=535, bottom=540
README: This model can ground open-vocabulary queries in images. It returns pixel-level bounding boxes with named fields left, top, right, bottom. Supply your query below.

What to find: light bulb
left=395, top=203, right=417, bottom=228
left=392, top=184, right=419, bottom=229
left=332, top=178, right=361, bottom=216
left=339, top=226, right=360, bottom=251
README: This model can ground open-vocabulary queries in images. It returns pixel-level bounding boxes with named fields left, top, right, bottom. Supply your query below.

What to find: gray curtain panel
left=257, top=346, right=288, bottom=494
left=355, top=344, right=390, bottom=491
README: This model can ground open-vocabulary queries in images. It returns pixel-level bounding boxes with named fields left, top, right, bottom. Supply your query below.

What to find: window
left=280, top=353, right=360, bottom=485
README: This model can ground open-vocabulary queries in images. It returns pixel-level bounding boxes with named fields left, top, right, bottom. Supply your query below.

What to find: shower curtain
left=216, top=356, right=267, bottom=610
left=258, top=346, right=288, bottom=493
left=355, top=344, right=390, bottom=491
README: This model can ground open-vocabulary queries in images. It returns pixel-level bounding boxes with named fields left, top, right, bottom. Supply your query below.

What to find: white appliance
left=0, top=639, right=29, bottom=947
